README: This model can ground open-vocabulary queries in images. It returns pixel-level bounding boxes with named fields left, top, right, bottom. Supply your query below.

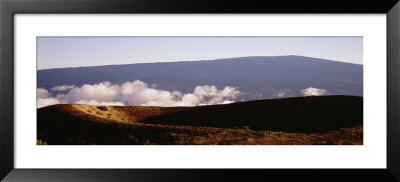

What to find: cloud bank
left=37, top=80, right=241, bottom=108
left=51, top=85, right=75, bottom=92
left=37, top=88, right=60, bottom=108
left=301, top=87, right=327, bottom=96
left=276, top=89, right=292, bottom=98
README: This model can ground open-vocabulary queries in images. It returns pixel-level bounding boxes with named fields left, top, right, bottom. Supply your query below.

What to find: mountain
left=37, top=96, right=363, bottom=145
left=37, top=56, right=363, bottom=100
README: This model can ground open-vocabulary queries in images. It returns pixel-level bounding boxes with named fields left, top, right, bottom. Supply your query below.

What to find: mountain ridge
left=38, top=55, right=362, bottom=70
left=37, top=55, right=363, bottom=101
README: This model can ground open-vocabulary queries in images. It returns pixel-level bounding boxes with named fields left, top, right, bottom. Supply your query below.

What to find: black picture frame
left=1, top=0, right=399, bottom=181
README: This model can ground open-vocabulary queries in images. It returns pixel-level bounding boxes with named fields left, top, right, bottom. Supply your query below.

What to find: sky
left=37, top=37, right=363, bottom=70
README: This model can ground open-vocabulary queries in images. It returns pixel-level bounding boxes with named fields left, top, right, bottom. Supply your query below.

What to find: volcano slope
left=37, top=95, right=363, bottom=145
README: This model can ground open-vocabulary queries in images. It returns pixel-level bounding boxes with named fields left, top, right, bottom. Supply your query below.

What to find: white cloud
left=301, top=87, right=327, bottom=96
left=121, top=80, right=148, bottom=95
left=37, top=88, right=50, bottom=98
left=75, top=100, right=125, bottom=106
left=277, top=89, right=291, bottom=98
left=193, top=85, right=241, bottom=105
left=37, top=98, right=60, bottom=108
left=51, top=85, right=75, bottom=92
left=37, top=80, right=241, bottom=108
left=66, top=82, right=120, bottom=103
left=37, top=88, right=60, bottom=108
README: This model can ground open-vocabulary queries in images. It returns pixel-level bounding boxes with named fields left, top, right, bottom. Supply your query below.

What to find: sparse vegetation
left=242, top=126, right=251, bottom=131
left=37, top=139, right=48, bottom=145
left=37, top=96, right=363, bottom=145
left=139, top=96, right=363, bottom=133
left=96, top=106, right=108, bottom=111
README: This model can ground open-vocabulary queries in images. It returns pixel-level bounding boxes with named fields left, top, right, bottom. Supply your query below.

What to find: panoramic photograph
left=36, top=37, right=363, bottom=145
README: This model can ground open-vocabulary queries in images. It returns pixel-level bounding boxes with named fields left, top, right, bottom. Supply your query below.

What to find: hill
left=37, top=56, right=363, bottom=100
left=37, top=96, right=363, bottom=145
left=139, top=95, right=362, bottom=132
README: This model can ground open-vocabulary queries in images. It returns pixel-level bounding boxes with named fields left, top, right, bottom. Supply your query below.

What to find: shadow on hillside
left=139, top=95, right=363, bottom=133
left=37, top=106, right=190, bottom=145
left=37, top=95, right=363, bottom=144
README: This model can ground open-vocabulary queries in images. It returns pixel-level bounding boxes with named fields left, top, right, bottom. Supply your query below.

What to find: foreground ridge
left=37, top=95, right=363, bottom=145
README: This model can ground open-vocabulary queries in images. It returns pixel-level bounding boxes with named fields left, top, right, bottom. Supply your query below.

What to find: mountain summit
left=37, top=56, right=362, bottom=101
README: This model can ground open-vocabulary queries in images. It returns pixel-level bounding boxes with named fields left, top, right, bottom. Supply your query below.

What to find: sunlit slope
left=37, top=95, right=363, bottom=145
left=38, top=95, right=362, bottom=132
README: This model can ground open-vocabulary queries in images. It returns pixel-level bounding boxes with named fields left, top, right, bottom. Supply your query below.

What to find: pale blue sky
left=37, top=37, right=363, bottom=70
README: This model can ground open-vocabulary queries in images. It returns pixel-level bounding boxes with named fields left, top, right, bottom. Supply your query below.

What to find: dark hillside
left=139, top=95, right=363, bottom=132
left=37, top=96, right=363, bottom=145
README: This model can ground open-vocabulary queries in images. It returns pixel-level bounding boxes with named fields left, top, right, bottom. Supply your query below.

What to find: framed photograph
left=1, top=0, right=399, bottom=181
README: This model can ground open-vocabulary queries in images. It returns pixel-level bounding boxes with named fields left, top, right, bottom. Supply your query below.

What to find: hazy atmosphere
left=37, top=37, right=363, bottom=145
left=37, top=37, right=363, bottom=108
left=37, top=37, right=363, bottom=70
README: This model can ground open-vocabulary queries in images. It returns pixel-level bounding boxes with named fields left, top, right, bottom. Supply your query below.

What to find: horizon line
left=37, top=55, right=363, bottom=71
